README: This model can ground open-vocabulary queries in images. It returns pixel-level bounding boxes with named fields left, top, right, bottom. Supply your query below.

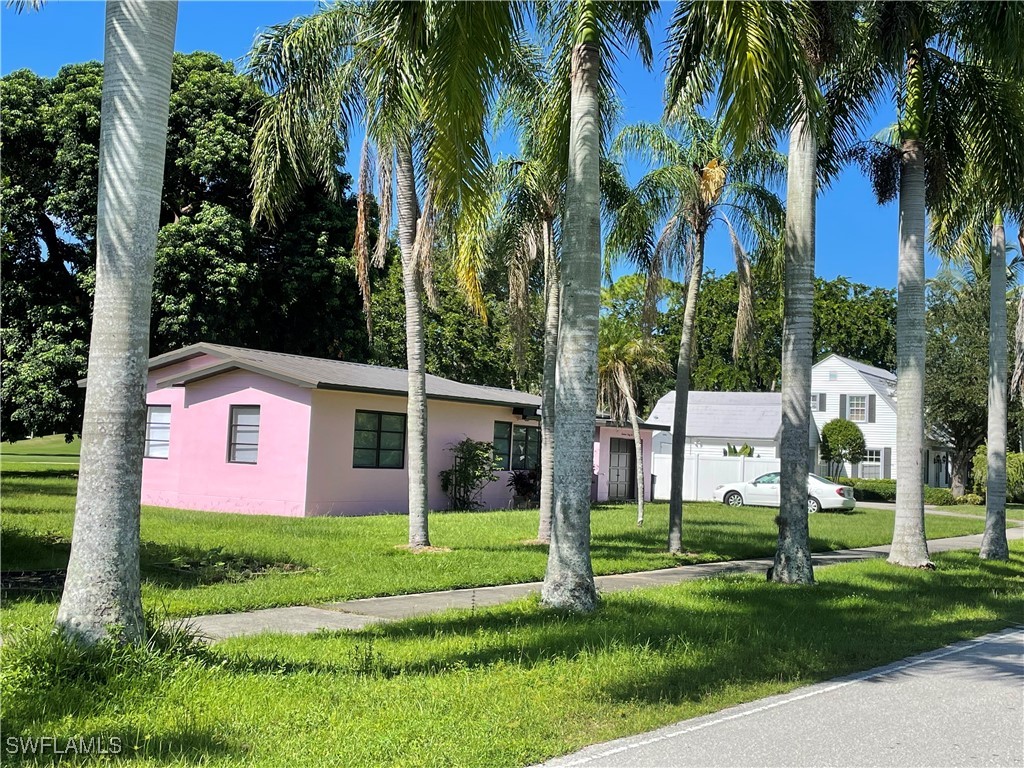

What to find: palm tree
left=487, top=60, right=564, bottom=544
left=248, top=2, right=524, bottom=550
left=666, top=1, right=874, bottom=582
left=597, top=317, right=669, bottom=525
left=55, top=0, right=179, bottom=645
left=931, top=142, right=1024, bottom=560
left=536, top=0, right=656, bottom=613
left=860, top=0, right=1024, bottom=566
left=607, top=117, right=785, bottom=554
left=488, top=54, right=627, bottom=544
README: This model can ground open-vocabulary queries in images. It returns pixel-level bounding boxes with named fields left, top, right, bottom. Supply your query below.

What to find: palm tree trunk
left=55, top=0, right=178, bottom=645
left=668, top=230, right=705, bottom=554
left=395, top=138, right=430, bottom=549
left=889, top=136, right=931, bottom=567
left=981, top=213, right=1009, bottom=560
left=773, top=113, right=816, bottom=584
left=618, top=370, right=645, bottom=526
left=541, top=33, right=600, bottom=612
left=538, top=217, right=558, bottom=543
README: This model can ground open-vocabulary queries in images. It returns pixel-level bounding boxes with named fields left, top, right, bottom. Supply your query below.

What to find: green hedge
left=834, top=477, right=955, bottom=506
left=972, top=446, right=1024, bottom=502
left=835, top=477, right=894, bottom=502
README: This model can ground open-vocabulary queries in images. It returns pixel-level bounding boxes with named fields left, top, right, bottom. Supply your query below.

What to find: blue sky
left=2, top=0, right=956, bottom=290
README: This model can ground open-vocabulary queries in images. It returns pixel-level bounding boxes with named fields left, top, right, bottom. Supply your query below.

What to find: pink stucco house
left=136, top=343, right=654, bottom=517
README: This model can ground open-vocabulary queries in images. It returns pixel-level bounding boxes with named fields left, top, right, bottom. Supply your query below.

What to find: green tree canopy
left=605, top=271, right=899, bottom=413
left=926, top=268, right=1017, bottom=496
left=1, top=52, right=366, bottom=441
left=820, top=419, right=867, bottom=480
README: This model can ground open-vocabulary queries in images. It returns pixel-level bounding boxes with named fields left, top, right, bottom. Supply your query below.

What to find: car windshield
left=808, top=473, right=836, bottom=485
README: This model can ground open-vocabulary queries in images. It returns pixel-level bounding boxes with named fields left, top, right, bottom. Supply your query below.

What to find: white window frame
left=228, top=405, right=261, bottom=464
left=144, top=405, right=171, bottom=459
left=861, top=448, right=881, bottom=479
left=810, top=393, right=819, bottom=411
left=848, top=395, right=867, bottom=422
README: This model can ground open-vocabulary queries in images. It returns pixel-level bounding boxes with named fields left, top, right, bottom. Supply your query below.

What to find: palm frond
left=665, top=0, right=820, bottom=148
left=723, top=215, right=757, bottom=360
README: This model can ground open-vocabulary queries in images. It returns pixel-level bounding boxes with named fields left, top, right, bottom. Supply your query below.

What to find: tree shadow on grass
left=220, top=556, right=1023, bottom=711
left=1, top=468, right=80, bottom=482
left=1, top=529, right=309, bottom=603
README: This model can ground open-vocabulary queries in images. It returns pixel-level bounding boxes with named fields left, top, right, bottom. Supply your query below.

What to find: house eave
left=154, top=361, right=317, bottom=390
left=314, top=382, right=542, bottom=411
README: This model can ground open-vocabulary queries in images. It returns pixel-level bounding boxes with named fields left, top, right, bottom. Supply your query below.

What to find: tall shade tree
left=667, top=0, right=876, bottom=582
left=860, top=0, right=1024, bottom=566
left=606, top=117, right=784, bottom=553
left=55, top=0, right=178, bottom=645
left=248, top=2, right=525, bottom=549
left=597, top=317, right=669, bottom=525
left=535, top=0, right=655, bottom=612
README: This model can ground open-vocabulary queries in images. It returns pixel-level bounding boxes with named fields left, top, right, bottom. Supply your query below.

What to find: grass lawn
left=3, top=545, right=1023, bottom=767
left=0, top=434, right=81, bottom=465
left=2, top=450, right=991, bottom=630
left=935, top=503, right=1024, bottom=522
left=2, top=459, right=989, bottom=631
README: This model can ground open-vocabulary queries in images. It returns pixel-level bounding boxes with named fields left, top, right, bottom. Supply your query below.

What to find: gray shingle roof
left=148, top=343, right=542, bottom=409
left=824, top=354, right=897, bottom=410
left=646, top=391, right=784, bottom=440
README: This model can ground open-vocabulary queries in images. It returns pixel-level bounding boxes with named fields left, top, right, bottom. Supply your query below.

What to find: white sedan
left=713, top=472, right=856, bottom=513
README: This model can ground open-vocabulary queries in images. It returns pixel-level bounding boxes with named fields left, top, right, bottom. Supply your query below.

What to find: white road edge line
left=549, top=626, right=1024, bottom=767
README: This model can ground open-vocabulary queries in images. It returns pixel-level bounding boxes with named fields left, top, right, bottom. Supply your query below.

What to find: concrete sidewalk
left=186, top=526, right=1023, bottom=641
left=540, top=626, right=1024, bottom=767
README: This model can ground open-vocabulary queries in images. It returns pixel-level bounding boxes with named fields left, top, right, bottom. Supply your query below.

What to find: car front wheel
left=724, top=491, right=743, bottom=508
left=807, top=496, right=820, bottom=514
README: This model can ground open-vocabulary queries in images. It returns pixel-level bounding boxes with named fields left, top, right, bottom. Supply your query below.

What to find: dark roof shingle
left=149, top=343, right=542, bottom=409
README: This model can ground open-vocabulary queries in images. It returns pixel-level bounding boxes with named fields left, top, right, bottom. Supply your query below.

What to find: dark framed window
left=228, top=405, right=260, bottom=464
left=511, top=424, right=541, bottom=471
left=144, top=405, right=171, bottom=459
left=353, top=410, right=406, bottom=468
left=493, top=421, right=512, bottom=469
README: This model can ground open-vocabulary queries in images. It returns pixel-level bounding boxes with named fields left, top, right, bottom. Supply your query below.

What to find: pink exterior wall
left=592, top=425, right=654, bottom=503
left=142, top=362, right=312, bottom=516
left=140, top=356, right=653, bottom=518
left=305, top=390, right=538, bottom=515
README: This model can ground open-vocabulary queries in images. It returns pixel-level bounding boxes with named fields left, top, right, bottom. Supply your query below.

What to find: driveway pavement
left=541, top=627, right=1024, bottom=768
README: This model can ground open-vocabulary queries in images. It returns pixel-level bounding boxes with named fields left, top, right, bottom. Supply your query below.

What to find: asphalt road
left=542, top=627, right=1024, bottom=768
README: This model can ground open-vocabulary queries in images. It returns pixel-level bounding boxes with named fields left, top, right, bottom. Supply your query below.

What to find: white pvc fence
left=651, top=454, right=780, bottom=502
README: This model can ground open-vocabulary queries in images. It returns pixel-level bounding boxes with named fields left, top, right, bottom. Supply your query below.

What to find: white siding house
left=646, top=354, right=952, bottom=498
left=810, top=353, right=950, bottom=487
left=645, top=391, right=819, bottom=501
left=647, top=391, right=790, bottom=460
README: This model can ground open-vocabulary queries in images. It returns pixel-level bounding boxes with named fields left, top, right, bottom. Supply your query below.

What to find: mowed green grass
left=935, top=503, right=1024, bottom=521
left=2, top=462, right=988, bottom=627
left=3, top=545, right=1022, bottom=768
left=0, top=434, right=81, bottom=464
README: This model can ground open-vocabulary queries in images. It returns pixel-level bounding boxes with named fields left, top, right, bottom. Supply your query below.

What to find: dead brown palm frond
left=507, top=223, right=541, bottom=380
left=373, top=140, right=393, bottom=269
left=354, top=140, right=374, bottom=336
left=1014, top=256, right=1024, bottom=399
left=723, top=215, right=757, bottom=360
left=413, top=187, right=438, bottom=310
